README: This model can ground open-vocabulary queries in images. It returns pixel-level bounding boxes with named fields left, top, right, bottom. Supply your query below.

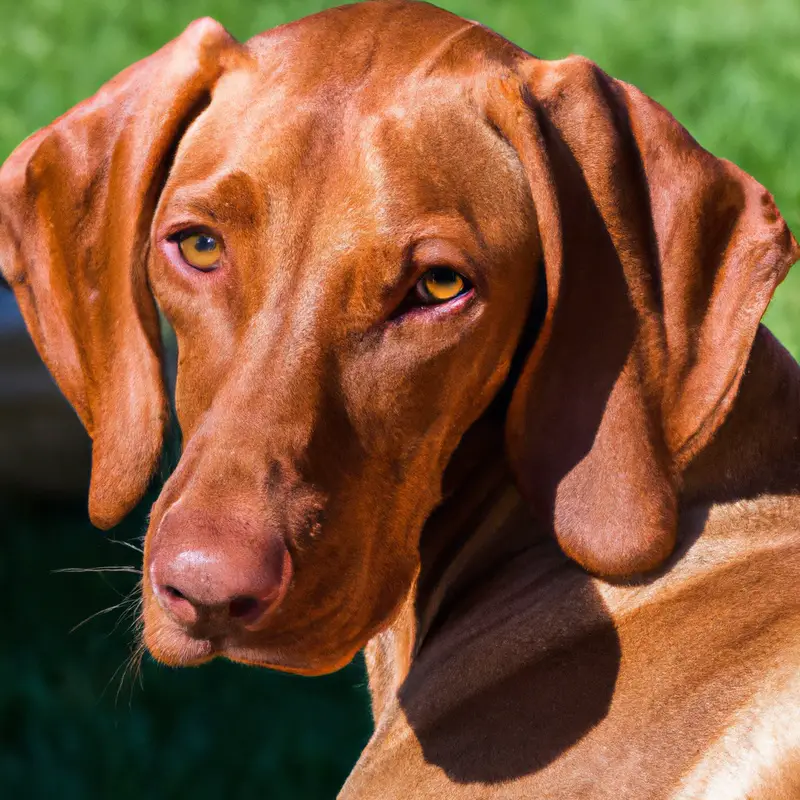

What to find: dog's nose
left=149, top=537, right=292, bottom=633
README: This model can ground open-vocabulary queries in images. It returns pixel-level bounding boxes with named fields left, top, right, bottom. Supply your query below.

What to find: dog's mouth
left=141, top=613, right=361, bottom=676
left=140, top=610, right=289, bottom=670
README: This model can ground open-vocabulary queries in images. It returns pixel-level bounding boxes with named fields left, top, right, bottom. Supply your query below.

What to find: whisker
left=135, top=646, right=146, bottom=693
left=107, top=539, right=144, bottom=555
left=69, top=600, right=133, bottom=634
left=100, top=573, right=135, bottom=600
left=107, top=590, right=143, bottom=638
left=102, top=637, right=145, bottom=707
left=101, top=655, right=131, bottom=703
left=119, top=597, right=143, bottom=628
left=57, top=557, right=147, bottom=707
left=117, top=641, right=147, bottom=709
left=132, top=642, right=147, bottom=700
left=54, top=567, right=143, bottom=575
left=122, top=609, right=145, bottom=640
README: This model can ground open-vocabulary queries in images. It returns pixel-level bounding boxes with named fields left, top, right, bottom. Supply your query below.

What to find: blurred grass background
left=1, top=0, right=798, bottom=798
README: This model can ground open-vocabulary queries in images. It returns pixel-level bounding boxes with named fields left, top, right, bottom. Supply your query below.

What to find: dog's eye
left=415, top=268, right=470, bottom=304
left=177, top=232, right=221, bottom=271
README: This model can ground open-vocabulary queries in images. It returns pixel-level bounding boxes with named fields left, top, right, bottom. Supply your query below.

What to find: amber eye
left=415, top=267, right=470, bottom=304
left=177, top=232, right=221, bottom=270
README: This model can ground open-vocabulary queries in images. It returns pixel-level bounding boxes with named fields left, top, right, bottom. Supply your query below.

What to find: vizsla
left=2, top=2, right=799, bottom=796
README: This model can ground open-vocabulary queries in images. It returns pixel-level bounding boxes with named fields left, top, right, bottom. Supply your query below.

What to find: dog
left=2, top=2, right=798, bottom=796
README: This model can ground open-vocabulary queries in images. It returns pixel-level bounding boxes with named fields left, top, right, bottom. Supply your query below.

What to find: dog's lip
left=146, top=626, right=219, bottom=667
left=155, top=632, right=287, bottom=670
left=148, top=626, right=348, bottom=673
left=181, top=636, right=217, bottom=664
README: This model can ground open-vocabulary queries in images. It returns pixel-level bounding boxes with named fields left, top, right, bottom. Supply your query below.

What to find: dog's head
left=1, top=1, right=796, bottom=673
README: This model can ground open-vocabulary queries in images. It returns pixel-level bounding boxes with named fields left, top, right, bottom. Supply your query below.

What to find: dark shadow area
left=395, top=466, right=713, bottom=785
left=399, top=550, right=621, bottom=783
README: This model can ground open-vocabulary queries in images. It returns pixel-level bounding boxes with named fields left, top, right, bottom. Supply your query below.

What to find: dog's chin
left=143, top=622, right=217, bottom=667
left=142, top=615, right=363, bottom=675
left=220, top=642, right=362, bottom=676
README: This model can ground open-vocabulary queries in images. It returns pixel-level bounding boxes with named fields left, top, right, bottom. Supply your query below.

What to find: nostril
left=152, top=580, right=201, bottom=628
left=228, top=596, right=261, bottom=621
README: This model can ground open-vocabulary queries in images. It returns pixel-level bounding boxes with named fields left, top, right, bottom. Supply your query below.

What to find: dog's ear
left=492, top=56, right=799, bottom=577
left=0, top=19, right=241, bottom=528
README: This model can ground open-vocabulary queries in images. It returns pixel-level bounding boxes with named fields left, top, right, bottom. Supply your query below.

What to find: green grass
left=1, top=1, right=799, bottom=798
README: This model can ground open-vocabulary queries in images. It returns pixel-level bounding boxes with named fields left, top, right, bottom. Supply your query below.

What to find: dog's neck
left=364, top=415, right=530, bottom=719
left=365, top=325, right=800, bottom=718
left=413, top=418, right=532, bottom=656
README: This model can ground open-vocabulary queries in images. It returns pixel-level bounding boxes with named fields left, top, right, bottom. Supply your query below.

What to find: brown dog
left=2, top=1, right=799, bottom=796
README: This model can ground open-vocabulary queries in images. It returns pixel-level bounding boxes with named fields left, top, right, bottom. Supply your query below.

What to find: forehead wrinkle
left=173, top=93, right=345, bottom=286
left=168, top=169, right=263, bottom=228
left=175, top=70, right=332, bottom=196
left=412, top=20, right=479, bottom=79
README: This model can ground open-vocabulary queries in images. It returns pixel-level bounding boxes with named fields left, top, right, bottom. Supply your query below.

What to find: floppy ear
left=0, top=19, right=240, bottom=528
left=493, top=56, right=799, bottom=577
